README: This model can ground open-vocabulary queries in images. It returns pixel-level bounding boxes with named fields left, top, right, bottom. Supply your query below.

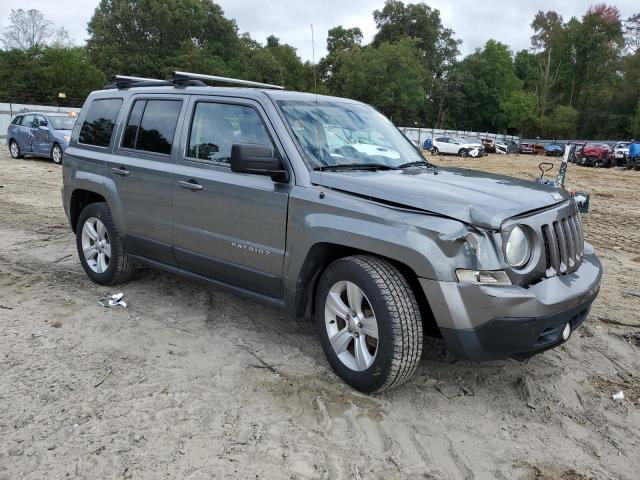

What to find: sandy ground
left=0, top=149, right=639, bottom=480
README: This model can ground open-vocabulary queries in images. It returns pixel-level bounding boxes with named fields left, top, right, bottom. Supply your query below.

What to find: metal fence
left=1, top=103, right=81, bottom=142
left=399, top=127, right=520, bottom=147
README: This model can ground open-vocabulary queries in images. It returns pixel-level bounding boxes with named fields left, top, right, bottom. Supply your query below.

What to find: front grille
left=540, top=211, right=584, bottom=276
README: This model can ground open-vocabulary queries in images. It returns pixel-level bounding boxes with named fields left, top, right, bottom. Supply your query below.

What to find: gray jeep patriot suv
left=62, top=72, right=602, bottom=392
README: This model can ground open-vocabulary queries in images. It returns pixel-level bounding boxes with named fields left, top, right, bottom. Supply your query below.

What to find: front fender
left=283, top=186, right=501, bottom=289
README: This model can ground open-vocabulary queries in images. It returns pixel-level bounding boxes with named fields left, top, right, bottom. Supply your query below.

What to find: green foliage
left=0, top=47, right=105, bottom=105
left=341, top=39, right=426, bottom=125
left=501, top=91, right=537, bottom=136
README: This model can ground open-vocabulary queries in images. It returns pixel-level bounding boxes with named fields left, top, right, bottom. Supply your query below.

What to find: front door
left=31, top=115, right=51, bottom=155
left=108, top=96, right=186, bottom=265
left=172, top=97, right=290, bottom=298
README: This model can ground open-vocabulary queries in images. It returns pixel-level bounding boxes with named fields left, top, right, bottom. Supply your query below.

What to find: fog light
left=562, top=323, right=571, bottom=341
left=456, top=269, right=511, bottom=285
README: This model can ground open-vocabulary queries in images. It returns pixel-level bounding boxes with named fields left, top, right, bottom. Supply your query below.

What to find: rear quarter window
left=11, top=116, right=23, bottom=126
left=78, top=98, right=123, bottom=147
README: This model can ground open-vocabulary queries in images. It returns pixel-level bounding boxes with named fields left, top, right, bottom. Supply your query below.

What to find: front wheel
left=458, top=148, right=468, bottom=157
left=315, top=255, right=423, bottom=393
left=76, top=202, right=135, bottom=285
left=9, top=140, right=23, bottom=159
left=51, top=144, right=63, bottom=164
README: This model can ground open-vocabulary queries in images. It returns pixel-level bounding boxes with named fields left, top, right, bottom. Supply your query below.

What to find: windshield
left=276, top=100, right=424, bottom=169
left=48, top=115, right=77, bottom=130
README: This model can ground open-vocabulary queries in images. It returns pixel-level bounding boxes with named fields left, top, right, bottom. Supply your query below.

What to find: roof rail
left=110, top=75, right=174, bottom=89
left=172, top=71, right=285, bottom=90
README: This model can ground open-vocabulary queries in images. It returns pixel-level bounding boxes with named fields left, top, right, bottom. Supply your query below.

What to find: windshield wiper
left=314, top=163, right=398, bottom=171
left=397, top=160, right=432, bottom=169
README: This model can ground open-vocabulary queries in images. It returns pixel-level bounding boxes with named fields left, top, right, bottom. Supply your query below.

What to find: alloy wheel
left=324, top=280, right=379, bottom=371
left=81, top=217, right=111, bottom=273
left=52, top=145, right=62, bottom=164
left=10, top=142, right=19, bottom=158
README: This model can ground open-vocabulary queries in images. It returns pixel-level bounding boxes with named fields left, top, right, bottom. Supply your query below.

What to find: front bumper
left=420, top=251, right=602, bottom=360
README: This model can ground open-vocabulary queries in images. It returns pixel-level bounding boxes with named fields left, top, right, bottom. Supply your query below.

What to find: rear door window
left=78, top=98, right=123, bottom=147
left=122, top=99, right=182, bottom=155
left=21, top=114, right=35, bottom=128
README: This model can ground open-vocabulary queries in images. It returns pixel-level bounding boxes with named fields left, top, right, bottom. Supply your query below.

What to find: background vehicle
left=432, top=136, right=483, bottom=156
left=578, top=143, right=611, bottom=167
left=519, top=143, right=534, bottom=154
left=544, top=143, right=563, bottom=157
left=481, top=138, right=495, bottom=153
left=7, top=112, right=76, bottom=164
left=62, top=73, right=602, bottom=393
left=612, top=142, right=630, bottom=164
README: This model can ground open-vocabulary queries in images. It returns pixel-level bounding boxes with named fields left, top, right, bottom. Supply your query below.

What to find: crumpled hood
left=581, top=146, right=608, bottom=156
left=310, top=166, right=570, bottom=229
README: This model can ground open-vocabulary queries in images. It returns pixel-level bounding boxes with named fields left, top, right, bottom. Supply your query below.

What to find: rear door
left=108, top=95, right=186, bottom=265
left=16, top=114, right=35, bottom=153
left=172, top=96, right=290, bottom=298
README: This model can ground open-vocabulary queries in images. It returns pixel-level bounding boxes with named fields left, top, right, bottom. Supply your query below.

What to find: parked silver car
left=7, top=111, right=77, bottom=164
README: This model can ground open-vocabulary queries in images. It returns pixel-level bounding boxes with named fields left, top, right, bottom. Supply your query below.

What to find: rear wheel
left=315, top=255, right=423, bottom=393
left=9, top=140, right=22, bottom=159
left=51, top=144, right=62, bottom=164
left=431, top=147, right=439, bottom=155
left=76, top=202, right=135, bottom=285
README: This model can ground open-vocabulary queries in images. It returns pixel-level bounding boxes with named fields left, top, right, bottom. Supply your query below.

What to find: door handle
left=177, top=180, right=203, bottom=191
left=112, top=167, right=130, bottom=176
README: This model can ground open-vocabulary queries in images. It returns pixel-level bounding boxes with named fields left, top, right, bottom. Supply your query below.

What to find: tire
left=51, top=144, right=63, bottom=164
left=458, top=148, right=468, bottom=157
left=431, top=147, right=439, bottom=155
left=9, top=140, right=23, bottom=159
left=315, top=255, right=423, bottom=393
left=76, top=202, right=135, bottom=285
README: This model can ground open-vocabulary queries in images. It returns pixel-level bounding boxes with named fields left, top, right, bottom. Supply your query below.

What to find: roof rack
left=110, top=75, right=174, bottom=89
left=172, top=71, right=284, bottom=90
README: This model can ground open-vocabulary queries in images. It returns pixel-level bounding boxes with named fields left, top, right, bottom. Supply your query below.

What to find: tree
left=340, top=39, right=426, bottom=125
left=546, top=105, right=578, bottom=138
left=326, top=26, right=363, bottom=53
left=449, top=40, right=521, bottom=131
left=500, top=91, right=537, bottom=136
left=624, top=14, right=640, bottom=54
left=372, top=0, right=459, bottom=73
left=1, top=8, right=71, bottom=50
left=86, top=0, right=240, bottom=78
left=0, top=47, right=105, bottom=105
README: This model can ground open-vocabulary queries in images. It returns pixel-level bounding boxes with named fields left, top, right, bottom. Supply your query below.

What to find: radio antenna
left=311, top=23, right=325, bottom=198
left=311, top=24, right=318, bottom=99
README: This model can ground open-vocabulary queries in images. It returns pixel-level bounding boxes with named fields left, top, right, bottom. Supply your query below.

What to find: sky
left=1, top=0, right=638, bottom=61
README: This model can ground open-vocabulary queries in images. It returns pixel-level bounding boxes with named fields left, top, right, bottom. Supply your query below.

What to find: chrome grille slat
left=563, top=218, right=575, bottom=269
left=541, top=209, right=584, bottom=277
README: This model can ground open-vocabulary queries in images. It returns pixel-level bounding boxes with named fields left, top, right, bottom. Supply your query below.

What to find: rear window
left=11, top=116, right=23, bottom=126
left=122, top=99, right=182, bottom=155
left=79, top=98, right=123, bottom=147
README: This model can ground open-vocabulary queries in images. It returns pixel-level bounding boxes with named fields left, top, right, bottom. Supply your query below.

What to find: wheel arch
left=287, top=242, right=440, bottom=338
left=69, top=189, right=107, bottom=233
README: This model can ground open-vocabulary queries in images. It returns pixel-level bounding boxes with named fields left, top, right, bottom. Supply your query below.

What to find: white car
left=613, top=142, right=630, bottom=160
left=432, top=136, right=483, bottom=157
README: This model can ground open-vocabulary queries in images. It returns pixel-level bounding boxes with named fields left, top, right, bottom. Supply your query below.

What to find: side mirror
left=230, top=144, right=287, bottom=181
left=38, top=124, right=48, bottom=130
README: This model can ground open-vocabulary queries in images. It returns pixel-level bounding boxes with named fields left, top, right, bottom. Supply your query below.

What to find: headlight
left=505, top=225, right=531, bottom=268
left=63, top=135, right=71, bottom=142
